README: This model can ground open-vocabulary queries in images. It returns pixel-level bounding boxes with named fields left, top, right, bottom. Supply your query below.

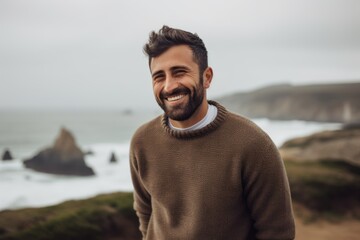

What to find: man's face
left=150, top=45, right=206, bottom=121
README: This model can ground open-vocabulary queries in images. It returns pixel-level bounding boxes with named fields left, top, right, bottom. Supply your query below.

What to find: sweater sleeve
left=242, top=136, right=295, bottom=240
left=129, top=149, right=152, bottom=239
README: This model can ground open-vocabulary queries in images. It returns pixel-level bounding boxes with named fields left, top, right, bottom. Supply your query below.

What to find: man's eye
left=153, top=75, right=165, bottom=82
left=174, top=70, right=186, bottom=77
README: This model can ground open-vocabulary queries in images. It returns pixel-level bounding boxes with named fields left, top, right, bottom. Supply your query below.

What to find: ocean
left=0, top=110, right=340, bottom=211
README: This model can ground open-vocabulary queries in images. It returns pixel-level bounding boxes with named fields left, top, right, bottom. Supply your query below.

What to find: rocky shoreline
left=280, top=126, right=360, bottom=167
left=0, top=126, right=359, bottom=239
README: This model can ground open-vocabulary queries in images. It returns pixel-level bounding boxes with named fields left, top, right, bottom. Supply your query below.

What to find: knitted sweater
left=130, top=101, right=295, bottom=240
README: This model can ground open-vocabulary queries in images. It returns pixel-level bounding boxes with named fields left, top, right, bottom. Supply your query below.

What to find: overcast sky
left=1, top=0, right=360, bottom=110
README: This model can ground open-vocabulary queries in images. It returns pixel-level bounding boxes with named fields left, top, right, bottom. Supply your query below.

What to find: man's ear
left=202, top=67, right=213, bottom=89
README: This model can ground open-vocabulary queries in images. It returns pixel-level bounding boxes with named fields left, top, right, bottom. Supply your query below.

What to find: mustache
left=160, top=87, right=190, bottom=99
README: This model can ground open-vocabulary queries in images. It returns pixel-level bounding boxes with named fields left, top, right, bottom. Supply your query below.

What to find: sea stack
left=23, top=128, right=95, bottom=176
left=2, top=149, right=13, bottom=161
left=109, top=152, right=117, bottom=163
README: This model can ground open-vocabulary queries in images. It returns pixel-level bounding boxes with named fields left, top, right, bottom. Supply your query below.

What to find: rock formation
left=2, top=149, right=13, bottom=161
left=279, top=126, right=360, bottom=166
left=23, top=128, right=95, bottom=176
left=217, top=82, right=360, bottom=123
left=84, top=149, right=94, bottom=155
left=109, top=152, right=117, bottom=163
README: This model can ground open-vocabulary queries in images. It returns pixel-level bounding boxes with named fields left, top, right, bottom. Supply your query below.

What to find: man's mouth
left=166, top=94, right=186, bottom=102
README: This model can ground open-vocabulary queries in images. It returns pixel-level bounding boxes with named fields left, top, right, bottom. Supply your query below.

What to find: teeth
left=167, top=94, right=185, bottom=102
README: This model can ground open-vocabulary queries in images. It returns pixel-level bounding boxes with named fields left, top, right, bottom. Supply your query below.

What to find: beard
left=156, top=80, right=205, bottom=121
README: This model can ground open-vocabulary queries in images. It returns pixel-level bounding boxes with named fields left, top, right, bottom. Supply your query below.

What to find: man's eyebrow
left=170, top=66, right=190, bottom=72
left=151, top=65, right=190, bottom=78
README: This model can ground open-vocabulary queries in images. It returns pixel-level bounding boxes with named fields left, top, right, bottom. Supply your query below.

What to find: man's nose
left=163, top=76, right=178, bottom=93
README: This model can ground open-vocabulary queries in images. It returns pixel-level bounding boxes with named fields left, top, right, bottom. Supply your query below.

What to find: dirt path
left=295, top=216, right=360, bottom=240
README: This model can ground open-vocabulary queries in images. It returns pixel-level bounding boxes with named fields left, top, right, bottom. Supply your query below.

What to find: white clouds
left=0, top=0, right=359, bottom=110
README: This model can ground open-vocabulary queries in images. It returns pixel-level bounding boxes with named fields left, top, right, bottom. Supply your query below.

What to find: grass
left=0, top=192, right=140, bottom=240
left=1, top=160, right=359, bottom=239
left=284, top=160, right=360, bottom=221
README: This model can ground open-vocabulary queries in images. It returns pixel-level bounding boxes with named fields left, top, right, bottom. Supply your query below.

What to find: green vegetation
left=1, top=160, right=359, bottom=239
left=0, top=192, right=140, bottom=240
left=285, top=160, right=360, bottom=221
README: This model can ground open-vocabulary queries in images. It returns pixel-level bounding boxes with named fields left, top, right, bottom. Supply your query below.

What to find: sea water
left=0, top=110, right=340, bottom=211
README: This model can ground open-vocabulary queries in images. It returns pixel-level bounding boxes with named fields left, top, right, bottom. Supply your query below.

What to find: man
left=130, top=25, right=295, bottom=240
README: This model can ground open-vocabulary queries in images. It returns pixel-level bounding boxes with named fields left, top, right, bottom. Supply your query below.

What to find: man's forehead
left=150, top=45, right=196, bottom=73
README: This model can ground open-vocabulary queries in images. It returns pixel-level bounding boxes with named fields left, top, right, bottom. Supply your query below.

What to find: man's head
left=144, top=26, right=213, bottom=128
left=144, top=25, right=208, bottom=75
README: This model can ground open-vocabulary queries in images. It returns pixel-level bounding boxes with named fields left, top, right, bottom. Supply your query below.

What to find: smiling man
left=130, top=26, right=295, bottom=240
left=151, top=44, right=212, bottom=128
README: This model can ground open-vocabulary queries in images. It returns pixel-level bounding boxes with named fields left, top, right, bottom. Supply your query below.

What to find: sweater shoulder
left=225, top=111, right=275, bottom=146
left=130, top=115, right=162, bottom=146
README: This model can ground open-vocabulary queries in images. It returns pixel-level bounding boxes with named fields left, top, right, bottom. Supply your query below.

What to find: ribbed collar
left=161, top=100, right=228, bottom=139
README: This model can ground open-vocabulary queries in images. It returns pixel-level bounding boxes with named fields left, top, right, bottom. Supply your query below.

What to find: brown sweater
left=130, top=101, right=295, bottom=240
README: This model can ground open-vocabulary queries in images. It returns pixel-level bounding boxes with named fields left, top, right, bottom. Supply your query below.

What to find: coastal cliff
left=280, top=126, right=360, bottom=220
left=217, top=82, right=360, bottom=123
left=280, top=126, right=360, bottom=166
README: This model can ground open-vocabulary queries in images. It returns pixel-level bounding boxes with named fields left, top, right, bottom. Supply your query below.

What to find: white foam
left=0, top=142, right=133, bottom=210
left=0, top=120, right=341, bottom=211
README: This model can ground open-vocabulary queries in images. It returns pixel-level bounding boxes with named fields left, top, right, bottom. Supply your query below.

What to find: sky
left=1, top=0, right=360, bottom=111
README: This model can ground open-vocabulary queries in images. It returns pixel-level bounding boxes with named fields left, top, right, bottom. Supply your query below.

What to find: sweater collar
left=160, top=100, right=228, bottom=139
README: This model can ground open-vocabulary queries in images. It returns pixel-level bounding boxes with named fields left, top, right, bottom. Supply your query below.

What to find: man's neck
left=169, top=104, right=218, bottom=131
left=169, top=100, right=209, bottom=129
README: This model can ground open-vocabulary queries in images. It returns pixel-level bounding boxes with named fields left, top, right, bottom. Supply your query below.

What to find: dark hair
left=143, top=25, right=208, bottom=74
